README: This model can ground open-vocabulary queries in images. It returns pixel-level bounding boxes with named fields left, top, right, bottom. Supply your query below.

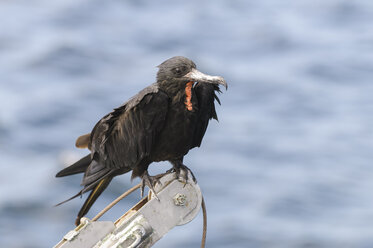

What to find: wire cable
left=92, top=183, right=141, bottom=222
left=201, top=196, right=207, bottom=248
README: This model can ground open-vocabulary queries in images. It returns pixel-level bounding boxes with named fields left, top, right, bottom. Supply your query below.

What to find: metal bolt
left=173, top=193, right=187, bottom=206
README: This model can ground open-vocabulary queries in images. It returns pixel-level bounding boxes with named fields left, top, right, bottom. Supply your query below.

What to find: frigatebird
left=56, top=56, right=227, bottom=225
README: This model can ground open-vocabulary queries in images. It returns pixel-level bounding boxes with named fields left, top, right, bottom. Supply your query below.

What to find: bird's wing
left=82, top=84, right=169, bottom=187
left=191, top=83, right=221, bottom=148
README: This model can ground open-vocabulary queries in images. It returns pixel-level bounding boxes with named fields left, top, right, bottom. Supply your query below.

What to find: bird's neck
left=158, top=81, right=195, bottom=112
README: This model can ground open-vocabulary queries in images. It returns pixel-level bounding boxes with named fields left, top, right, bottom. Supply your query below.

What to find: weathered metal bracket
left=54, top=172, right=202, bottom=248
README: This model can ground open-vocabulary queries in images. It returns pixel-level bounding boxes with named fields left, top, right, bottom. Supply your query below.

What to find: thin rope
left=201, top=197, right=207, bottom=248
left=92, top=183, right=141, bottom=222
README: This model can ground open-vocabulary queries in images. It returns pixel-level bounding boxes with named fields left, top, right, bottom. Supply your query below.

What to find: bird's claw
left=166, top=167, right=175, bottom=174
left=140, top=171, right=163, bottom=201
left=173, top=164, right=197, bottom=185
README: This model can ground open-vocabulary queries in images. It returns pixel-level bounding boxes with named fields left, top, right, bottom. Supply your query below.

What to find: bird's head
left=156, top=56, right=227, bottom=92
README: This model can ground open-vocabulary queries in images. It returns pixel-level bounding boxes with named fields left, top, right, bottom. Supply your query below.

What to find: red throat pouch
left=185, top=81, right=194, bottom=111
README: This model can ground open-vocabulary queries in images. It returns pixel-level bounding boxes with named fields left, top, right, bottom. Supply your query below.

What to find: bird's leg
left=170, top=160, right=197, bottom=184
left=140, top=170, right=163, bottom=200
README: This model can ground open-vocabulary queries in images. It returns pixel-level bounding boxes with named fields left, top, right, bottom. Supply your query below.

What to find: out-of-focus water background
left=1, top=0, right=373, bottom=247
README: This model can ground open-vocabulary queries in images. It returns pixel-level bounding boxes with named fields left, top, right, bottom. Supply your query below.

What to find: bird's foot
left=172, top=164, right=197, bottom=184
left=140, top=171, right=164, bottom=200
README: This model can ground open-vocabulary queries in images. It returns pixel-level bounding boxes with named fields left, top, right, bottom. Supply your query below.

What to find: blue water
left=1, top=0, right=373, bottom=247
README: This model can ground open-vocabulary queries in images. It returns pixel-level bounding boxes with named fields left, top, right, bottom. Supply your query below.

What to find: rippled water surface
left=1, top=0, right=373, bottom=247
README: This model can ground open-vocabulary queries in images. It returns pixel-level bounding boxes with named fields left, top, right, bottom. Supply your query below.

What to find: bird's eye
left=173, top=66, right=187, bottom=76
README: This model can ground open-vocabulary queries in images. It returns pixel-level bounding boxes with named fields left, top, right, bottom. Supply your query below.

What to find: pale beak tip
left=218, top=77, right=228, bottom=90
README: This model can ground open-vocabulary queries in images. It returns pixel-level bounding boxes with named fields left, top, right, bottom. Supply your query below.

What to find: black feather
left=191, top=82, right=221, bottom=148
left=56, top=154, right=91, bottom=177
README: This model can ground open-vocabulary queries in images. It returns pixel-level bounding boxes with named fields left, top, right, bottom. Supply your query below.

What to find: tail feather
left=75, top=177, right=112, bottom=226
left=55, top=191, right=83, bottom=207
left=56, top=154, right=91, bottom=177
left=54, top=173, right=111, bottom=207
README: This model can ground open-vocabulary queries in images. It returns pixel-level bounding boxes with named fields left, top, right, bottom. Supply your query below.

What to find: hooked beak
left=183, top=68, right=228, bottom=90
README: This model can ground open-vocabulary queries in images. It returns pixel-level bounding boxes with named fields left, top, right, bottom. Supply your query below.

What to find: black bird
left=56, top=56, right=227, bottom=225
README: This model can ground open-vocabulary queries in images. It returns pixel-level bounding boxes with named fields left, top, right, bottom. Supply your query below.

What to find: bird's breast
left=151, top=96, right=199, bottom=161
